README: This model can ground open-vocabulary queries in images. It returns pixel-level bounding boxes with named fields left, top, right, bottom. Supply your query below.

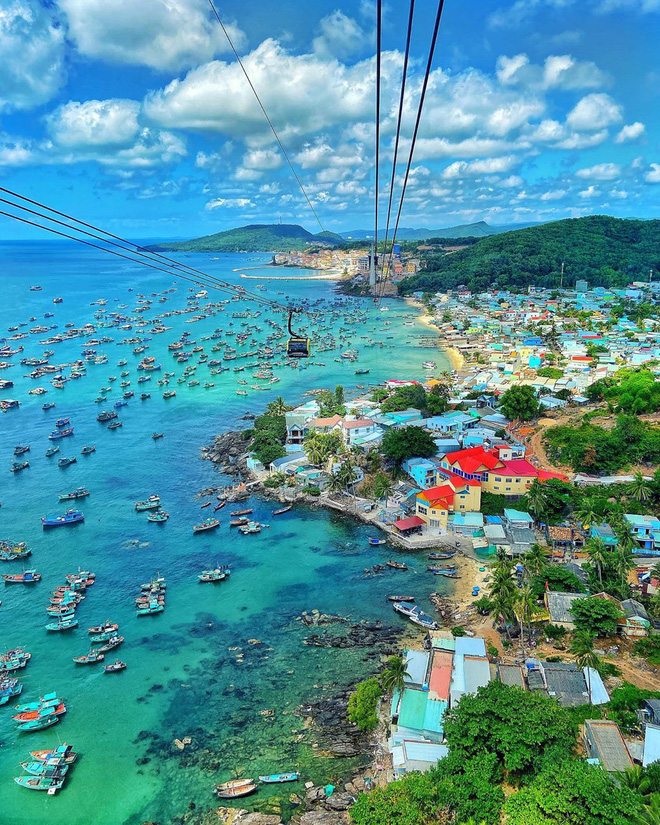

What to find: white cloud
left=579, top=185, right=600, bottom=198
left=312, top=11, right=364, bottom=60
left=540, top=189, right=567, bottom=200
left=206, top=197, right=254, bottom=209
left=597, top=0, right=660, bottom=12
left=58, top=0, right=246, bottom=72
left=0, top=1, right=66, bottom=112
left=554, top=129, right=609, bottom=149
left=441, top=157, right=517, bottom=179
left=496, top=53, right=606, bottom=90
left=242, top=148, right=282, bottom=171
left=615, top=122, right=645, bottom=143
left=566, top=93, right=623, bottom=130
left=0, top=133, right=34, bottom=166
left=575, top=162, right=621, bottom=180
left=646, top=164, right=660, bottom=183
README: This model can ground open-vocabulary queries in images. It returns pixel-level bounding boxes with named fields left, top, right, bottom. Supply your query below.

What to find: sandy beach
left=239, top=270, right=346, bottom=281
left=404, top=297, right=465, bottom=371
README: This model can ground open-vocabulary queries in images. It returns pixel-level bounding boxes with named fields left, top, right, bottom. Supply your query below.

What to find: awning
left=394, top=515, right=425, bottom=531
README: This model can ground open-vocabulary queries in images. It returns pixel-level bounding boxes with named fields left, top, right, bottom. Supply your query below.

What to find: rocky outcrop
left=202, top=430, right=250, bottom=476
left=303, top=620, right=401, bottom=652
left=297, top=811, right=350, bottom=825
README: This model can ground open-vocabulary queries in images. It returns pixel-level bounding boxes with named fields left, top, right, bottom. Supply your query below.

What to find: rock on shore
left=202, top=430, right=250, bottom=476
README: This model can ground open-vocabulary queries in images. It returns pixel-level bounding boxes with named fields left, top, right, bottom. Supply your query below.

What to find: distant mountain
left=398, top=215, right=660, bottom=295
left=149, top=224, right=344, bottom=253
left=341, top=221, right=509, bottom=241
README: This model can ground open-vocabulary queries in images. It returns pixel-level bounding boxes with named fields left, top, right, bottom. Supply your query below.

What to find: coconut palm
left=570, top=630, right=601, bottom=704
left=634, top=794, right=660, bottom=825
left=267, top=396, right=290, bottom=416
left=489, top=554, right=517, bottom=639
left=381, top=655, right=410, bottom=694
left=337, top=461, right=357, bottom=493
left=614, top=545, right=635, bottom=591
left=617, top=765, right=654, bottom=797
left=373, top=472, right=394, bottom=504
left=304, top=432, right=325, bottom=467
left=616, top=520, right=637, bottom=554
left=515, top=585, right=539, bottom=655
left=523, top=544, right=547, bottom=579
left=574, top=498, right=601, bottom=529
left=326, top=471, right=344, bottom=496
left=584, top=537, right=609, bottom=584
left=628, top=472, right=653, bottom=503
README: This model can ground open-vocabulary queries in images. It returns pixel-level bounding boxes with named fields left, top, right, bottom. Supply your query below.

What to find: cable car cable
left=373, top=0, right=382, bottom=301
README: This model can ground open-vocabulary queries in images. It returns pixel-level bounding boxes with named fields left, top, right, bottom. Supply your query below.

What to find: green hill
left=398, top=215, right=660, bottom=295
left=149, top=224, right=343, bottom=253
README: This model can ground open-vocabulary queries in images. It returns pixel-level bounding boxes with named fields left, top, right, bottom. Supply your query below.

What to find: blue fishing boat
left=57, top=456, right=77, bottom=468
left=258, top=772, right=300, bottom=783
left=20, top=759, right=70, bottom=777
left=45, top=616, right=78, bottom=631
left=10, top=461, right=29, bottom=473
left=55, top=417, right=70, bottom=428
left=392, top=602, right=438, bottom=630
left=41, top=510, right=85, bottom=528
left=0, top=678, right=23, bottom=705
left=368, top=537, right=386, bottom=546
left=45, top=445, right=60, bottom=457
left=80, top=444, right=96, bottom=455
left=17, top=711, right=60, bottom=732
left=96, top=410, right=117, bottom=422
left=59, top=487, right=90, bottom=501
left=3, top=569, right=41, bottom=584
left=13, top=771, right=65, bottom=792
left=73, top=650, right=104, bottom=665
left=42, top=403, right=55, bottom=411
left=48, top=427, right=74, bottom=440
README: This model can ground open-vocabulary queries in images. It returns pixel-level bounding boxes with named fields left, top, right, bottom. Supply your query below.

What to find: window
left=418, top=505, right=428, bottom=515
left=506, top=487, right=511, bottom=491
left=506, top=477, right=512, bottom=483
left=495, top=476, right=502, bottom=482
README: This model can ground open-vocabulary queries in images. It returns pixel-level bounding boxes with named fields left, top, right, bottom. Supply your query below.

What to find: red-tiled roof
left=500, top=459, right=538, bottom=477
left=443, top=446, right=504, bottom=473
left=537, top=469, right=570, bottom=482
left=417, top=484, right=455, bottom=509
left=394, top=515, right=425, bottom=531
left=342, top=418, right=374, bottom=429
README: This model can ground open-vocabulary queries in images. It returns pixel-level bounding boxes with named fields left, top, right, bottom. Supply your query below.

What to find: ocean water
left=0, top=242, right=449, bottom=825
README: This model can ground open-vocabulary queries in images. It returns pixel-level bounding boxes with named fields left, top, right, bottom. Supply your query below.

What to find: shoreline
left=239, top=272, right=345, bottom=281
left=404, top=297, right=465, bottom=372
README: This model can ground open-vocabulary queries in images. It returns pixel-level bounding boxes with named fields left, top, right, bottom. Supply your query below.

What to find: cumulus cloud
left=441, top=157, right=517, bottom=179
left=0, top=1, right=66, bottom=112
left=566, top=93, right=622, bottom=130
left=496, top=53, right=606, bottom=90
left=615, top=122, right=645, bottom=143
left=58, top=0, right=246, bottom=72
left=575, top=162, right=621, bottom=180
left=206, top=197, right=254, bottom=209
left=647, top=164, right=660, bottom=183
left=579, top=185, right=600, bottom=198
left=312, top=11, right=364, bottom=60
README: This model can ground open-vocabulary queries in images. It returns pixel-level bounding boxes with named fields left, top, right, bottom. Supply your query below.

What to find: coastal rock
left=297, top=812, right=350, bottom=825
left=324, top=792, right=354, bottom=811
left=235, top=814, right=283, bottom=825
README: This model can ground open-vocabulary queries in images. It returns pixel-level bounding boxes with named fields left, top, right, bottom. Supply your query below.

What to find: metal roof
left=585, top=720, right=633, bottom=772
left=644, top=724, right=660, bottom=767
left=404, top=650, right=430, bottom=687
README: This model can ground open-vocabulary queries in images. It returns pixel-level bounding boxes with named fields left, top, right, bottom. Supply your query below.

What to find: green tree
left=335, top=385, right=345, bottom=406
left=381, top=426, right=437, bottom=467
left=570, top=596, right=622, bottom=637
left=347, top=677, right=381, bottom=731
left=505, top=759, right=643, bottom=825
left=530, top=565, right=585, bottom=599
left=523, top=544, right=547, bottom=579
left=256, top=442, right=287, bottom=467
left=266, top=396, right=290, bottom=415
left=372, top=471, right=394, bottom=503
left=524, top=479, right=572, bottom=524
left=381, top=656, right=410, bottom=695
left=443, top=682, right=576, bottom=778
left=574, top=498, right=602, bottom=529
left=584, top=537, right=609, bottom=584
left=570, top=630, right=601, bottom=703
left=628, top=471, right=653, bottom=502
left=500, top=384, right=540, bottom=421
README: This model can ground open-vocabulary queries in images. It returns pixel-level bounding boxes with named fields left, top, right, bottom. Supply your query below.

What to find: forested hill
left=398, top=215, right=660, bottom=295
left=149, top=224, right=343, bottom=253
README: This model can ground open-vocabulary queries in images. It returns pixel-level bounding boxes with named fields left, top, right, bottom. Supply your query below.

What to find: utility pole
left=369, top=243, right=376, bottom=289
left=560, top=261, right=564, bottom=290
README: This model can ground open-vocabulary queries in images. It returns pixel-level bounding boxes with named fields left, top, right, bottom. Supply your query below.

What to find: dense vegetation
left=381, top=425, right=437, bottom=466
left=543, top=414, right=660, bottom=474
left=398, top=216, right=660, bottom=295
left=586, top=369, right=660, bottom=415
left=150, top=223, right=343, bottom=252
left=248, top=412, right=287, bottom=466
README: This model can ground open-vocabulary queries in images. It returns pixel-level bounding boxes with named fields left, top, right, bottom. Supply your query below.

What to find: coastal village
left=203, top=270, right=660, bottom=825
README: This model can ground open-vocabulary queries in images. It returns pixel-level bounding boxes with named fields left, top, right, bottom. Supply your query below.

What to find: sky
left=1, top=0, right=660, bottom=240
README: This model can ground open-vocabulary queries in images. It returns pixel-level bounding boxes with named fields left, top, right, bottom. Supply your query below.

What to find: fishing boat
left=147, top=510, right=169, bottom=522
left=42, top=509, right=84, bottom=528
left=0, top=677, right=23, bottom=704
left=355, top=368, right=370, bottom=375
left=239, top=521, right=261, bottom=535
left=198, top=568, right=228, bottom=583
left=103, top=660, right=126, bottom=673
left=45, top=616, right=78, bottom=631
left=387, top=560, right=408, bottom=570
left=3, top=570, right=41, bottom=584
left=80, top=444, right=96, bottom=455
left=14, top=771, right=65, bottom=792
left=96, top=635, right=124, bottom=653
left=140, top=392, right=151, bottom=400
left=20, top=758, right=70, bottom=777
left=230, top=508, right=253, bottom=517
left=258, top=772, right=300, bottom=784
left=229, top=517, right=249, bottom=528
left=272, top=505, right=292, bottom=516
left=73, top=650, right=105, bottom=665
left=386, top=595, right=415, bottom=602
left=192, top=517, right=220, bottom=534
left=368, top=537, right=387, bottom=546
left=13, top=445, right=30, bottom=456
left=392, top=602, right=438, bottom=630
left=214, top=779, right=258, bottom=799
left=107, top=420, right=122, bottom=429
left=45, top=445, right=60, bottom=457
left=136, top=601, right=164, bottom=616
left=49, top=427, right=74, bottom=440
left=59, top=487, right=90, bottom=501
left=163, top=390, right=176, bottom=399
left=10, top=461, right=29, bottom=473
left=88, top=629, right=117, bottom=642
left=30, top=744, right=76, bottom=764
left=88, top=621, right=118, bottom=634
left=42, top=403, right=55, bottom=411
left=17, top=711, right=60, bottom=732
left=151, top=432, right=164, bottom=440
left=135, top=495, right=160, bottom=511
left=55, top=417, right=70, bottom=428
left=58, top=456, right=77, bottom=468
left=96, top=410, right=117, bottom=422
left=428, top=552, right=456, bottom=560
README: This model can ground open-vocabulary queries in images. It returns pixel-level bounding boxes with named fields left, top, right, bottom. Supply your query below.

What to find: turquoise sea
left=0, top=242, right=449, bottom=824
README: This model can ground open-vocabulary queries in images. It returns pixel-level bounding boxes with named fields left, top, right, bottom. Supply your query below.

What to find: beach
left=403, top=297, right=465, bottom=371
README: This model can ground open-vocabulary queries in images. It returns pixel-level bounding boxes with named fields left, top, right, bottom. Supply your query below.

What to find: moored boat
left=273, top=505, right=292, bottom=516
left=135, top=495, right=160, bottom=512
left=80, top=444, right=96, bottom=455
left=73, top=650, right=105, bottom=665
left=3, top=570, right=41, bottom=584
left=387, top=560, right=408, bottom=570
left=45, top=445, right=60, bottom=457
left=30, top=744, right=76, bottom=764
left=57, top=456, right=77, bottom=468
left=59, top=487, right=90, bottom=501
left=369, top=537, right=386, bottom=546
left=258, top=772, right=300, bottom=784
left=103, top=659, right=126, bottom=673
left=198, top=567, right=229, bottom=583
left=392, top=602, right=438, bottom=630
left=45, top=616, right=78, bottom=631
left=214, top=778, right=257, bottom=799
left=42, top=509, right=84, bottom=528
left=192, top=517, right=220, bottom=534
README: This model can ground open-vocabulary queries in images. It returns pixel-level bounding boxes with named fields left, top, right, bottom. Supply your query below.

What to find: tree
left=530, top=565, right=585, bottom=599
left=614, top=545, right=635, bottom=590
left=335, top=385, right=345, bottom=406
left=347, top=677, right=381, bottom=731
left=505, top=759, right=643, bottom=825
left=584, top=537, right=609, bottom=584
left=381, top=426, right=437, bottom=467
left=488, top=552, right=518, bottom=639
left=372, top=471, right=394, bottom=503
left=523, top=544, right=547, bottom=579
left=524, top=479, right=572, bottom=524
left=381, top=656, right=410, bottom=694
left=570, top=596, right=622, bottom=637
left=499, top=384, right=540, bottom=421
left=443, top=682, right=576, bottom=777
left=266, top=396, right=290, bottom=416
left=574, top=498, right=602, bottom=529
left=426, top=383, right=450, bottom=415
left=628, top=471, right=653, bottom=503
left=515, top=585, right=540, bottom=656
left=570, top=631, right=601, bottom=703
left=256, top=442, right=286, bottom=467
left=337, top=460, right=358, bottom=492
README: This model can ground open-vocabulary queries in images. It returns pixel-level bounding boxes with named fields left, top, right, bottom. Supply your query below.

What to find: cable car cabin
left=287, top=337, right=310, bottom=358
left=287, top=310, right=310, bottom=358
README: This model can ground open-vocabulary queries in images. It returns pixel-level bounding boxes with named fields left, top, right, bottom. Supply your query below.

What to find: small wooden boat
left=147, top=510, right=169, bottom=522
left=369, top=537, right=386, bottom=546
left=80, top=444, right=96, bottom=455
left=387, top=560, right=408, bottom=570
left=20, top=759, right=70, bottom=777
left=152, top=432, right=164, bottom=440
left=193, top=518, right=220, bottom=534
left=88, top=621, right=118, bottom=634
left=103, top=659, right=126, bottom=673
left=17, top=711, right=60, bottom=732
left=10, top=461, right=30, bottom=473
left=14, top=772, right=64, bottom=792
left=239, top=521, right=261, bottom=535
left=13, top=445, right=30, bottom=456
left=198, top=568, right=228, bottom=583
left=59, top=486, right=90, bottom=501
left=201, top=501, right=211, bottom=509
left=3, top=570, right=40, bottom=584
left=230, top=508, right=253, bottom=517
left=73, top=650, right=105, bottom=665
left=45, top=617, right=78, bottom=632
left=45, top=446, right=60, bottom=457
left=428, top=552, right=456, bottom=560
left=387, top=595, right=415, bottom=602
left=214, top=778, right=258, bottom=799
left=57, top=456, right=77, bottom=468
left=259, top=772, right=300, bottom=784
left=30, top=744, right=76, bottom=764
left=273, top=505, right=292, bottom=516
left=229, top=517, right=249, bottom=528
left=96, top=635, right=124, bottom=653
left=135, top=495, right=160, bottom=512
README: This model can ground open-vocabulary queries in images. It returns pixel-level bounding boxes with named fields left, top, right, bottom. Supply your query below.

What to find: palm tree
left=574, top=498, right=601, bottom=529
left=489, top=554, right=517, bottom=640
left=628, top=472, right=652, bottom=503
left=373, top=472, right=394, bottom=504
left=381, top=656, right=410, bottom=694
left=614, top=545, right=635, bottom=592
left=326, top=470, right=343, bottom=496
left=515, top=585, right=539, bottom=656
left=267, top=396, right=289, bottom=416
left=584, top=537, right=609, bottom=585
left=304, top=434, right=324, bottom=467
left=525, top=480, right=551, bottom=524
left=337, top=461, right=357, bottom=493
left=617, top=765, right=654, bottom=798
left=523, top=544, right=547, bottom=579
left=570, top=630, right=600, bottom=704
left=616, top=520, right=637, bottom=555
left=634, top=794, right=660, bottom=825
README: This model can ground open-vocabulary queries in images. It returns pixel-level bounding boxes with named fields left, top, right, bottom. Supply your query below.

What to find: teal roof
left=423, top=698, right=447, bottom=734
left=398, top=688, right=446, bottom=734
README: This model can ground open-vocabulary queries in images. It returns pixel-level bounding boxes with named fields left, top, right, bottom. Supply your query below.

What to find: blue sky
left=1, top=0, right=659, bottom=240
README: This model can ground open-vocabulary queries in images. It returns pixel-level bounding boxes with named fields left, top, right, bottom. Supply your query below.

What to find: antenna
left=560, top=261, right=565, bottom=290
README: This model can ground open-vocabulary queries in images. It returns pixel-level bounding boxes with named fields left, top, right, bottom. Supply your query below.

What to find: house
left=593, top=592, right=650, bottom=637
left=544, top=591, right=584, bottom=629
left=641, top=699, right=660, bottom=727
left=308, top=414, right=343, bottom=434
left=415, top=473, right=482, bottom=530
left=583, top=720, right=634, bottom=772
left=449, top=637, right=490, bottom=706
left=546, top=525, right=585, bottom=551
left=383, top=408, right=424, bottom=426
left=285, top=401, right=320, bottom=445
left=451, top=512, right=485, bottom=536
left=402, top=457, right=438, bottom=489
left=389, top=738, right=449, bottom=777
left=269, top=452, right=307, bottom=473
left=497, top=663, right=526, bottom=688
left=393, top=515, right=425, bottom=536
left=438, top=445, right=567, bottom=496
left=503, top=509, right=534, bottom=529
left=624, top=514, right=660, bottom=554
left=425, top=410, right=476, bottom=435
left=339, top=417, right=378, bottom=446
left=590, top=523, right=619, bottom=547
left=246, top=454, right=265, bottom=473
left=643, top=724, right=660, bottom=768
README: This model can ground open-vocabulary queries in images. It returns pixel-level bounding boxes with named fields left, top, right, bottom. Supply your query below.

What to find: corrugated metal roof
left=455, top=637, right=487, bottom=657
left=464, top=656, right=491, bottom=695
left=423, top=697, right=447, bottom=734
left=644, top=724, right=660, bottom=767
left=404, top=650, right=430, bottom=687
left=403, top=741, right=448, bottom=764
left=585, top=720, right=633, bottom=772
left=398, top=689, right=428, bottom=731
left=499, top=663, right=525, bottom=688
left=429, top=650, right=453, bottom=700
